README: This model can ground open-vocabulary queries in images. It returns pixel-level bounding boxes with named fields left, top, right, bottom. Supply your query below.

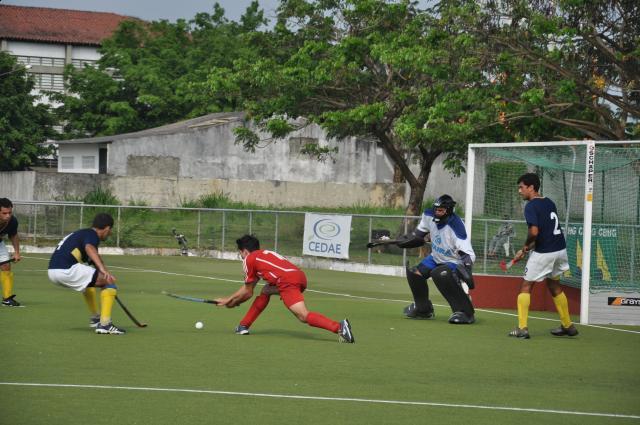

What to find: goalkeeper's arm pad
left=397, top=230, right=428, bottom=248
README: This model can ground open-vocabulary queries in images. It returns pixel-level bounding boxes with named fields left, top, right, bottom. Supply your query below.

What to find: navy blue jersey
left=0, top=216, right=18, bottom=239
left=49, top=228, right=100, bottom=269
left=524, top=198, right=566, bottom=253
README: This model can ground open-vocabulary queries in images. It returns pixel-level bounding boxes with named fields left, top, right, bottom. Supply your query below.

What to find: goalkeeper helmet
left=433, top=194, right=456, bottom=224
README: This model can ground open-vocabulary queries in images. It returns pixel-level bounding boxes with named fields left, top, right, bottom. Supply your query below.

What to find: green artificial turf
left=1, top=255, right=639, bottom=425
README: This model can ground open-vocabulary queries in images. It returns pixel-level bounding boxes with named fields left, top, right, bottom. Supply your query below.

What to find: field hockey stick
left=0, top=258, right=16, bottom=266
left=366, top=238, right=401, bottom=248
left=499, top=257, right=520, bottom=272
left=115, top=296, right=148, bottom=328
left=162, top=291, right=219, bottom=304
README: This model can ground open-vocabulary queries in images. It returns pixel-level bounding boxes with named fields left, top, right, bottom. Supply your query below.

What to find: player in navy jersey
left=508, top=173, right=578, bottom=339
left=214, top=234, right=354, bottom=343
left=380, top=195, right=477, bottom=324
left=0, top=198, right=22, bottom=306
left=48, top=213, right=126, bottom=335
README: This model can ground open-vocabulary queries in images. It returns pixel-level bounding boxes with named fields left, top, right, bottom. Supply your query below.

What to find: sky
left=1, top=0, right=282, bottom=23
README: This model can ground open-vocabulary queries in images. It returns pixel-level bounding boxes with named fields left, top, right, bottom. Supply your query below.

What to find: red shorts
left=276, top=281, right=307, bottom=308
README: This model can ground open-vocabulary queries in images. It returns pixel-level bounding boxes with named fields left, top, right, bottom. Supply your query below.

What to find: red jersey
left=242, top=250, right=307, bottom=286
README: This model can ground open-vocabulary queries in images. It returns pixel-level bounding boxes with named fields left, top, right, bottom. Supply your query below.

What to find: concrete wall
left=3, top=171, right=408, bottom=208
left=0, top=171, right=36, bottom=201
left=2, top=161, right=465, bottom=208
left=105, top=121, right=391, bottom=184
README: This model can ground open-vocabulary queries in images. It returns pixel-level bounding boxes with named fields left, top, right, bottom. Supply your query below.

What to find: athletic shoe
left=89, top=316, right=100, bottom=328
left=338, top=319, right=355, bottom=343
left=2, top=295, right=21, bottom=307
left=508, top=327, right=530, bottom=339
left=550, top=324, right=578, bottom=337
left=403, top=302, right=434, bottom=319
left=448, top=311, right=475, bottom=324
left=95, top=323, right=126, bottom=335
left=235, top=325, right=250, bottom=335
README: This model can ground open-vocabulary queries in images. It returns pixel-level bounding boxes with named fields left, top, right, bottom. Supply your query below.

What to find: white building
left=0, top=4, right=134, bottom=101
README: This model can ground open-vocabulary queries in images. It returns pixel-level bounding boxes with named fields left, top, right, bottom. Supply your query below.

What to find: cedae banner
left=302, top=213, right=352, bottom=259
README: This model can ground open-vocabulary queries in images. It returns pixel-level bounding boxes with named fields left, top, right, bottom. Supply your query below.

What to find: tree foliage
left=0, top=52, right=54, bottom=171
left=210, top=0, right=506, bottom=215
left=483, top=0, right=640, bottom=140
left=52, top=2, right=268, bottom=138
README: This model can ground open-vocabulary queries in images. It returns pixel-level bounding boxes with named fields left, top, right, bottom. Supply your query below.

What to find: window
left=60, top=157, right=74, bottom=169
left=82, top=156, right=96, bottom=169
left=16, top=55, right=65, bottom=67
left=33, top=73, right=65, bottom=92
left=71, top=59, right=98, bottom=68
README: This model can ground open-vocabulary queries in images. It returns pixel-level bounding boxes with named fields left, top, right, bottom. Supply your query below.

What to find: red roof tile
left=0, top=5, right=138, bottom=45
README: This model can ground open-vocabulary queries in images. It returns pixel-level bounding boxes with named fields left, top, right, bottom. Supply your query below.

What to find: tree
left=210, top=0, right=506, bottom=215
left=0, top=52, right=54, bottom=171
left=483, top=0, right=640, bottom=140
left=52, top=2, right=268, bottom=138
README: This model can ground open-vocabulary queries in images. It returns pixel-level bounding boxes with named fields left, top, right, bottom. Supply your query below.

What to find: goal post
left=465, top=140, right=640, bottom=325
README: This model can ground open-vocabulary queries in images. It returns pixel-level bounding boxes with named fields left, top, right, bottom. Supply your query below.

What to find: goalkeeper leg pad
left=405, top=267, right=434, bottom=316
left=431, top=265, right=475, bottom=322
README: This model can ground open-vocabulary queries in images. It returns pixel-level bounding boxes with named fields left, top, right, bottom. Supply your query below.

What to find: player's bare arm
left=216, top=281, right=256, bottom=308
left=9, top=233, right=21, bottom=262
left=515, top=226, right=539, bottom=261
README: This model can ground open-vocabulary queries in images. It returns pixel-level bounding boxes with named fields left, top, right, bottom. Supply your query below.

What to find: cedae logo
left=313, top=219, right=341, bottom=240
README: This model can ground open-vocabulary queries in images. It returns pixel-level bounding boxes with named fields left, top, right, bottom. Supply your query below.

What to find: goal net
left=465, top=141, right=640, bottom=325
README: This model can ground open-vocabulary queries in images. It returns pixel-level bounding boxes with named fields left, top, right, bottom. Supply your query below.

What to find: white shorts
left=0, top=240, right=9, bottom=263
left=524, top=249, right=570, bottom=282
left=48, top=263, right=97, bottom=292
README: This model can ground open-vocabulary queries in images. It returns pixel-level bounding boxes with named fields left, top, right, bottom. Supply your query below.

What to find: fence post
left=61, top=205, right=66, bottom=237
left=402, top=218, right=408, bottom=266
left=483, top=220, right=488, bottom=274
left=249, top=211, right=253, bottom=235
left=221, top=210, right=226, bottom=251
left=80, top=204, right=84, bottom=228
left=116, top=206, right=121, bottom=247
left=274, top=212, right=279, bottom=252
left=367, top=216, right=372, bottom=264
left=197, top=210, right=201, bottom=250
left=33, top=204, right=37, bottom=245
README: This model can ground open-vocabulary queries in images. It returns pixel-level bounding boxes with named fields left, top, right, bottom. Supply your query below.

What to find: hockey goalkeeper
left=369, top=195, right=476, bottom=324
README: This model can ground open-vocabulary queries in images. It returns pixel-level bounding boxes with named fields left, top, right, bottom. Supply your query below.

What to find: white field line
left=0, top=382, right=638, bottom=420
left=21, top=256, right=640, bottom=335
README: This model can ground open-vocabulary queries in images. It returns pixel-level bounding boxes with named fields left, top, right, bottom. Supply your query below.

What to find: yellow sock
left=1, top=270, right=14, bottom=299
left=82, top=287, right=99, bottom=315
left=517, top=293, right=530, bottom=329
left=553, top=292, right=572, bottom=328
left=100, top=287, right=117, bottom=325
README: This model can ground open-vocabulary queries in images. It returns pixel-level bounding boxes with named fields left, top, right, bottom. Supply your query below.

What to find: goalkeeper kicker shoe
left=235, top=325, right=250, bottom=335
left=95, top=323, right=126, bottom=335
left=403, top=302, right=434, bottom=319
left=550, top=324, right=578, bottom=337
left=508, top=327, right=530, bottom=339
left=338, top=319, right=355, bottom=343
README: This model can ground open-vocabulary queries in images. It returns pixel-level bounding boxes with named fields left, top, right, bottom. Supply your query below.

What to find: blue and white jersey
left=524, top=197, right=566, bottom=253
left=417, top=209, right=475, bottom=265
left=49, top=228, right=100, bottom=270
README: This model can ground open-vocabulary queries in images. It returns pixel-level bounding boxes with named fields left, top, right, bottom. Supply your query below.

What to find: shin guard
left=405, top=267, right=433, bottom=315
left=431, top=265, right=475, bottom=321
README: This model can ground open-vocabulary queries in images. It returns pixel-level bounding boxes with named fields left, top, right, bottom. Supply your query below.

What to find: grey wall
left=105, top=121, right=391, bottom=184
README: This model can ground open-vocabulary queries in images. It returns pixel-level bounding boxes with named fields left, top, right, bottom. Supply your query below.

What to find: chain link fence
left=16, top=201, right=621, bottom=276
